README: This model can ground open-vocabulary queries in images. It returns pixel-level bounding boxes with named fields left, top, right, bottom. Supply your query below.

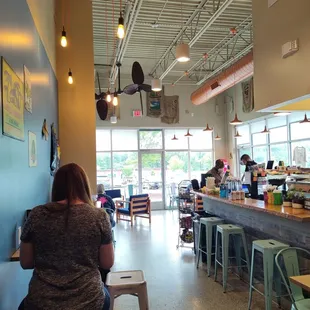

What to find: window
left=270, top=143, right=289, bottom=166
left=96, top=130, right=111, bottom=151
left=139, top=130, right=163, bottom=149
left=112, top=130, right=138, bottom=150
left=96, top=152, right=112, bottom=189
left=165, top=151, right=189, bottom=184
left=164, top=130, right=188, bottom=150
left=269, top=126, right=287, bottom=143
left=291, top=122, right=310, bottom=141
left=189, top=130, right=213, bottom=150
left=190, top=152, right=213, bottom=180
left=253, top=146, right=268, bottom=164
left=252, top=132, right=267, bottom=146
left=236, top=125, right=250, bottom=145
left=238, top=146, right=251, bottom=176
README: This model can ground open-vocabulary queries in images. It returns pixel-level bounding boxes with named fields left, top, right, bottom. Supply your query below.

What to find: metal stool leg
left=263, top=251, right=273, bottom=310
left=222, top=231, right=229, bottom=293
left=214, top=229, right=219, bottom=282
left=196, top=222, right=202, bottom=268
left=206, top=224, right=213, bottom=277
left=248, top=247, right=255, bottom=310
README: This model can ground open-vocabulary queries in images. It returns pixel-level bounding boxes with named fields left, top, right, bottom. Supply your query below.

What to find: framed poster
left=28, top=131, right=37, bottom=167
left=1, top=57, right=25, bottom=140
left=24, top=65, right=32, bottom=113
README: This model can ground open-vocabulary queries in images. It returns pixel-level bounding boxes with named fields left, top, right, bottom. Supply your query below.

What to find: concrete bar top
left=193, top=191, right=310, bottom=222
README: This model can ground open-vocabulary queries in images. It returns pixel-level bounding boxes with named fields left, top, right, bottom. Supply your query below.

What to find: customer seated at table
left=19, top=163, right=114, bottom=310
left=206, top=159, right=224, bottom=186
left=97, top=184, right=116, bottom=228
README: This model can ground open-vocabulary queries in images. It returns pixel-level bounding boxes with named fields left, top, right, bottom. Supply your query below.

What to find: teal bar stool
left=196, top=217, right=224, bottom=276
left=214, top=224, right=250, bottom=292
left=248, top=239, right=289, bottom=310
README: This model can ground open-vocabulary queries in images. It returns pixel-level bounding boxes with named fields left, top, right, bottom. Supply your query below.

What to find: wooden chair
left=195, top=196, right=204, bottom=211
left=116, top=194, right=151, bottom=226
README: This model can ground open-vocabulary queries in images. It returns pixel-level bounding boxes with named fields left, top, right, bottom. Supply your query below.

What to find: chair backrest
left=275, top=247, right=310, bottom=306
left=129, top=194, right=149, bottom=213
left=105, top=189, right=122, bottom=199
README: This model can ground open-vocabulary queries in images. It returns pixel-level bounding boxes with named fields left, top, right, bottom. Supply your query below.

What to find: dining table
left=290, top=275, right=310, bottom=292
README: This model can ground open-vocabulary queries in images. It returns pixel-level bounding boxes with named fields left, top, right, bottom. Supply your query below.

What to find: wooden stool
left=106, top=270, right=149, bottom=310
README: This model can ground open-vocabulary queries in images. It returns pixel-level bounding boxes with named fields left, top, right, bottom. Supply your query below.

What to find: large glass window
left=96, top=152, right=112, bottom=189
left=236, top=125, right=250, bottom=145
left=253, top=146, right=268, bottom=164
left=140, top=130, right=162, bottom=149
left=252, top=132, right=267, bottom=146
left=96, top=130, right=111, bottom=151
left=270, top=143, right=289, bottom=166
left=165, top=151, right=189, bottom=184
left=190, top=151, right=213, bottom=180
left=189, top=130, right=213, bottom=150
left=164, top=130, right=188, bottom=150
left=291, top=122, right=310, bottom=141
left=269, top=126, right=287, bottom=143
left=112, top=130, right=138, bottom=150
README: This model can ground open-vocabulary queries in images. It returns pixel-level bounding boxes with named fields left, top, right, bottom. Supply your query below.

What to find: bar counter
left=193, top=191, right=310, bottom=250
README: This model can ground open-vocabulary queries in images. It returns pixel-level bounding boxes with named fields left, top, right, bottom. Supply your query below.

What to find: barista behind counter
left=205, top=159, right=225, bottom=187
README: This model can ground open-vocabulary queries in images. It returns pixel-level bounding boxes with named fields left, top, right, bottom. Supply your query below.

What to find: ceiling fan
left=95, top=71, right=108, bottom=120
left=123, top=61, right=152, bottom=114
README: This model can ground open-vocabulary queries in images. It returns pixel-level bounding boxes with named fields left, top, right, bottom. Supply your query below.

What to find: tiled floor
left=112, top=210, right=282, bottom=310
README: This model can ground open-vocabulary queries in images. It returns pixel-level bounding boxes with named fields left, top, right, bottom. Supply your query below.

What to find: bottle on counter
left=220, top=183, right=227, bottom=198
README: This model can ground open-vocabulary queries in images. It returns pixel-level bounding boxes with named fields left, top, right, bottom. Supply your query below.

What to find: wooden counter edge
left=10, top=249, right=20, bottom=262
left=192, top=191, right=310, bottom=222
left=290, top=275, right=310, bottom=292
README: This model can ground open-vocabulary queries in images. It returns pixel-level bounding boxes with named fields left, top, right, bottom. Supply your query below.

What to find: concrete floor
left=112, top=210, right=283, bottom=310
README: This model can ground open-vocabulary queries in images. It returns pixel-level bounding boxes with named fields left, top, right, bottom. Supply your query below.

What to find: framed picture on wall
left=28, top=131, right=37, bottom=167
left=1, top=57, right=25, bottom=141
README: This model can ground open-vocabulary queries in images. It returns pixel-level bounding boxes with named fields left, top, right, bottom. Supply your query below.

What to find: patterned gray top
left=21, top=202, right=112, bottom=310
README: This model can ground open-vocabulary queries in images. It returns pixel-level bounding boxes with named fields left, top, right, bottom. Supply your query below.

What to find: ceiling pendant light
left=203, top=123, right=213, bottom=132
left=234, top=130, right=242, bottom=138
left=112, top=90, right=118, bottom=106
left=300, top=113, right=310, bottom=124
left=151, top=78, right=162, bottom=92
left=106, top=89, right=112, bottom=103
left=261, top=125, right=270, bottom=134
left=61, top=26, right=67, bottom=47
left=176, top=43, right=190, bottom=63
left=274, top=112, right=291, bottom=117
left=117, top=13, right=125, bottom=39
left=68, top=68, right=73, bottom=84
left=184, top=129, right=192, bottom=137
left=171, top=134, right=178, bottom=140
left=230, top=113, right=243, bottom=125
left=214, top=133, right=221, bottom=141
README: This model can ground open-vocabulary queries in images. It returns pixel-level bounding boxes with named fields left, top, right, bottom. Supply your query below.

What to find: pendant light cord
left=180, top=0, right=183, bottom=42
left=105, top=0, right=109, bottom=90
left=112, top=0, right=117, bottom=86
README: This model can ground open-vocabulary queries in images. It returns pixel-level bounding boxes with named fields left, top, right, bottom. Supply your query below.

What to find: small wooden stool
left=106, top=270, right=149, bottom=310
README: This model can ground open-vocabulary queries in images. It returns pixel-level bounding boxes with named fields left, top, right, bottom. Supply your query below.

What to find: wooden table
left=10, top=249, right=20, bottom=262
left=290, top=275, right=310, bottom=292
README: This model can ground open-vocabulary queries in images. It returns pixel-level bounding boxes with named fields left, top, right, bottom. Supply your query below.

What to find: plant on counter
left=283, top=190, right=295, bottom=207
left=292, top=191, right=305, bottom=209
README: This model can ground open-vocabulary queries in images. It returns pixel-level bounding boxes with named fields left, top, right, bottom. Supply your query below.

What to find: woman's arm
left=99, top=243, right=114, bottom=270
left=20, top=242, right=35, bottom=269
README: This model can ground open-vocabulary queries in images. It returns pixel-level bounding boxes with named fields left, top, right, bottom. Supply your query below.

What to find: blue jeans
left=103, top=285, right=110, bottom=310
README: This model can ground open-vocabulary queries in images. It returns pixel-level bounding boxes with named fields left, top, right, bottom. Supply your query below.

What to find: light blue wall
left=0, top=0, right=58, bottom=308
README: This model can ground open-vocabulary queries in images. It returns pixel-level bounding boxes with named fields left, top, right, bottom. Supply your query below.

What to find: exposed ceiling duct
left=190, top=51, right=253, bottom=105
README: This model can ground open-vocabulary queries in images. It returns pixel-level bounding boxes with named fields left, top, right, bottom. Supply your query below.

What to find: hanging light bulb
left=234, top=130, right=242, bottom=138
left=61, top=26, right=67, bottom=47
left=300, top=113, right=310, bottom=124
left=274, top=112, right=291, bottom=117
left=230, top=113, right=243, bottom=125
left=203, top=123, right=213, bottom=132
left=151, top=78, right=162, bottom=92
left=184, top=129, right=192, bottom=137
left=261, top=125, right=270, bottom=134
left=112, top=90, right=118, bottom=106
left=176, top=43, right=190, bottom=62
left=117, top=13, right=125, bottom=39
left=171, top=134, right=178, bottom=140
left=214, top=133, right=221, bottom=141
left=106, top=89, right=112, bottom=103
left=68, top=69, right=73, bottom=84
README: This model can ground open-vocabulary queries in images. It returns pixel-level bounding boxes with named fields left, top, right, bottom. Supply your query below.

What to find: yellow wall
left=27, top=0, right=56, bottom=72
left=253, top=0, right=310, bottom=111
left=55, top=0, right=97, bottom=192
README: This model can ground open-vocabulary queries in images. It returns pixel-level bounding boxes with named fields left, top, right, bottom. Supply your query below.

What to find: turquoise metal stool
left=196, top=217, right=224, bottom=276
left=248, top=239, right=289, bottom=310
left=214, top=224, right=251, bottom=292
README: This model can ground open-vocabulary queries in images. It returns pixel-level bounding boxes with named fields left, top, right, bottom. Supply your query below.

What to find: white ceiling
left=92, top=0, right=253, bottom=90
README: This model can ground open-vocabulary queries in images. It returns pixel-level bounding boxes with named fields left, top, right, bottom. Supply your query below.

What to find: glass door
left=140, top=152, right=164, bottom=210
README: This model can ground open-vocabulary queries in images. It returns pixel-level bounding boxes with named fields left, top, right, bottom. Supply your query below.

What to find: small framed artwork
left=24, top=65, right=32, bottom=113
left=28, top=131, right=37, bottom=167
